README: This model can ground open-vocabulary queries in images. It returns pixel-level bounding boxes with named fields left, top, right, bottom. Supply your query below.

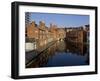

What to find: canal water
left=27, top=40, right=89, bottom=68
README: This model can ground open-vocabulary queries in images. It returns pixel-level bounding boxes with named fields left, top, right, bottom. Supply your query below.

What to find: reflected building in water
left=26, top=40, right=89, bottom=68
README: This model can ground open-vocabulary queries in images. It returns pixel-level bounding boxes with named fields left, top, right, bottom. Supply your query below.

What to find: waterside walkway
left=26, top=41, right=57, bottom=66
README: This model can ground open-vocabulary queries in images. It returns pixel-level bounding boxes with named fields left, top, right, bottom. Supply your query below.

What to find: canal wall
left=25, top=42, right=37, bottom=52
left=26, top=40, right=57, bottom=66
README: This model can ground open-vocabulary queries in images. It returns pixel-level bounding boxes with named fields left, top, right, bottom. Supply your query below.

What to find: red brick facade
left=26, top=20, right=89, bottom=48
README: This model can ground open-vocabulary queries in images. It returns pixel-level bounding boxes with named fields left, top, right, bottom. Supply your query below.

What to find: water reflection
left=26, top=40, right=89, bottom=68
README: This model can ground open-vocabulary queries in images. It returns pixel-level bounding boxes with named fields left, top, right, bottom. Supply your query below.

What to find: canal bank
left=26, top=40, right=58, bottom=66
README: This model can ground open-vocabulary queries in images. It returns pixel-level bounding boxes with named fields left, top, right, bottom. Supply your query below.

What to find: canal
left=26, top=40, right=89, bottom=68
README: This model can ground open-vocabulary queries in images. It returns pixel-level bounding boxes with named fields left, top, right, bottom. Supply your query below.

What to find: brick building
left=26, top=20, right=89, bottom=51
left=66, top=27, right=87, bottom=43
left=26, top=21, right=39, bottom=39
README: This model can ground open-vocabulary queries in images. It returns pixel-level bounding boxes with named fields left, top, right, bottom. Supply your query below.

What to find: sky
left=27, top=12, right=89, bottom=28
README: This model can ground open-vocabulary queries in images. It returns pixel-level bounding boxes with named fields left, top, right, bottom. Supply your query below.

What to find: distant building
left=57, top=28, right=66, bottom=40
left=66, top=27, right=87, bottom=43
